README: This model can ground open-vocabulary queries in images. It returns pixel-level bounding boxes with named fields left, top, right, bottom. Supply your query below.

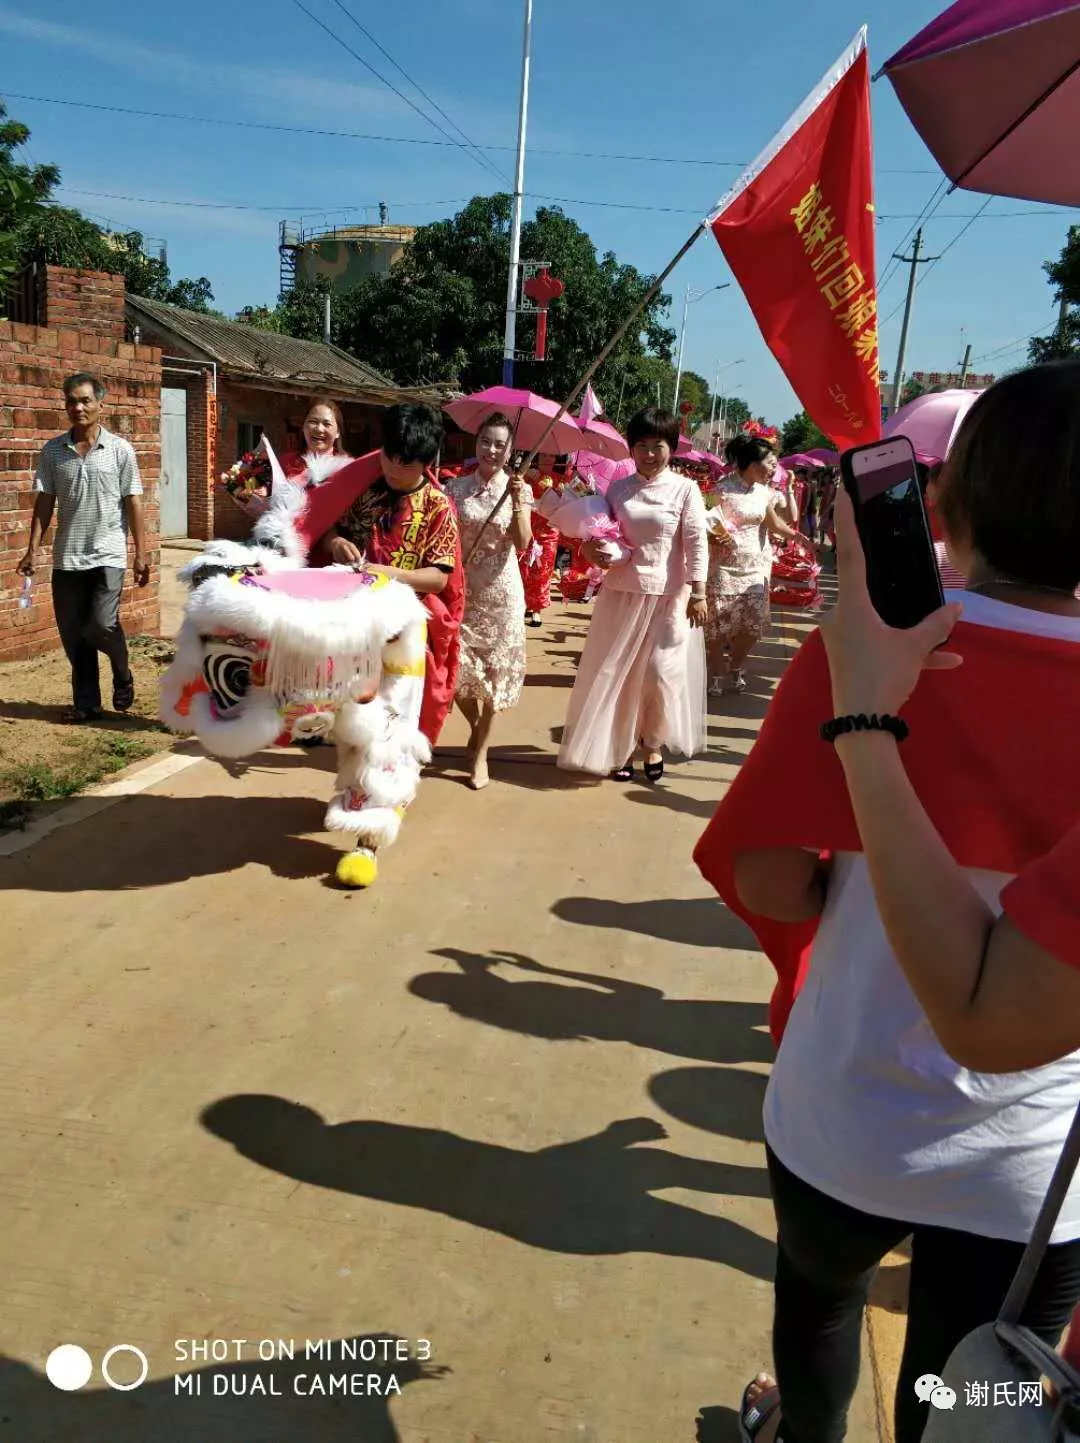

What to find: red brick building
left=124, top=295, right=446, bottom=542
left=1, top=266, right=162, bottom=662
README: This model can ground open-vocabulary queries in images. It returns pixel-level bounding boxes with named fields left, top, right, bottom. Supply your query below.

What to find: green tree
left=0, top=102, right=56, bottom=288
left=1029, top=225, right=1080, bottom=363
left=716, top=395, right=752, bottom=432
left=1, top=101, right=215, bottom=311
left=259, top=195, right=675, bottom=396
left=780, top=409, right=834, bottom=454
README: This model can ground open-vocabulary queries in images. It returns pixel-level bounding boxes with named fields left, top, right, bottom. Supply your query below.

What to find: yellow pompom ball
left=335, top=848, right=379, bottom=889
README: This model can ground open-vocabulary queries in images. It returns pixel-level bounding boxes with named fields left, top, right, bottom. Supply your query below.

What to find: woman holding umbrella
left=444, top=414, right=533, bottom=790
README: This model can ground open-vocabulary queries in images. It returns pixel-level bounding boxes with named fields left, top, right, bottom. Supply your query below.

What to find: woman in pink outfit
left=557, top=407, right=708, bottom=782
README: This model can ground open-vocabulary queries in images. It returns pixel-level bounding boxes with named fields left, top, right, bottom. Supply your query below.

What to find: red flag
left=709, top=30, right=880, bottom=452
left=693, top=623, right=1080, bottom=1044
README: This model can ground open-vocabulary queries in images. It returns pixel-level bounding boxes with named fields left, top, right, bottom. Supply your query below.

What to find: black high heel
left=644, top=757, right=665, bottom=783
left=611, top=763, right=635, bottom=782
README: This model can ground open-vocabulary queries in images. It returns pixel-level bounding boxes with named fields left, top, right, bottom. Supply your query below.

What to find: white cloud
left=0, top=6, right=412, bottom=124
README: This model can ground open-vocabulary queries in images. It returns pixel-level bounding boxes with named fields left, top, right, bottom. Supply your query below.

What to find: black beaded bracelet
left=820, top=713, right=909, bottom=744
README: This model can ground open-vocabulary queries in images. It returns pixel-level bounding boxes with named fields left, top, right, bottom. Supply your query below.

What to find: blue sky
left=3, top=0, right=1076, bottom=424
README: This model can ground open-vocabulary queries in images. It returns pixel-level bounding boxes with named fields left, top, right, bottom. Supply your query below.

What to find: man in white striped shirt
left=18, top=374, right=150, bottom=721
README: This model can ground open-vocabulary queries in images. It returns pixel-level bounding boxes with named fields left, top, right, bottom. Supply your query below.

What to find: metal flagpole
left=502, top=0, right=534, bottom=387
left=468, top=221, right=710, bottom=560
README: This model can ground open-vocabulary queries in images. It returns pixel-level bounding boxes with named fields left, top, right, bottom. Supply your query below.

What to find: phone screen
left=843, top=442, right=944, bottom=629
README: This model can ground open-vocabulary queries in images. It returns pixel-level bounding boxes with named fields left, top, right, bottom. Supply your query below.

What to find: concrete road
left=0, top=594, right=888, bottom=1442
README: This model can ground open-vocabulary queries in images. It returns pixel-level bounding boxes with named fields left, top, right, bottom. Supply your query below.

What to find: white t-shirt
left=765, top=591, right=1080, bottom=1243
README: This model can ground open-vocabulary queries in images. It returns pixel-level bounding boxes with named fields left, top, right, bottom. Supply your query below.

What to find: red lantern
left=523, top=268, right=565, bottom=361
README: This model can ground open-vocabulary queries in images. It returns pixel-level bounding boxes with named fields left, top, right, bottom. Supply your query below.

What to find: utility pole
left=890, top=228, right=939, bottom=414
left=323, top=293, right=331, bottom=345
left=958, top=341, right=972, bottom=387
left=502, top=0, right=534, bottom=388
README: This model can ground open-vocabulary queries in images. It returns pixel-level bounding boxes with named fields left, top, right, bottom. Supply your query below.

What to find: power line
left=2, top=91, right=942, bottom=171
left=877, top=178, right=949, bottom=294
left=54, top=187, right=472, bottom=212
left=286, top=0, right=506, bottom=185
left=880, top=197, right=996, bottom=329
left=324, top=0, right=507, bottom=183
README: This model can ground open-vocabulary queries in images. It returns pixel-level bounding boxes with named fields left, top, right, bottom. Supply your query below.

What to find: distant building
left=279, top=219, right=416, bottom=296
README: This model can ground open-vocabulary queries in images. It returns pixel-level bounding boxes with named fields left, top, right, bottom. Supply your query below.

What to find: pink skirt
left=557, top=586, right=707, bottom=775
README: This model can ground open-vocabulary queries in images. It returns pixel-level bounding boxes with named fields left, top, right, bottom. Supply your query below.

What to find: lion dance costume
left=161, top=450, right=463, bottom=889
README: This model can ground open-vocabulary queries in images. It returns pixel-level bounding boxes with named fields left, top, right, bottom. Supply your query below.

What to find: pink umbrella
left=444, top=386, right=585, bottom=455
left=882, top=0, right=1080, bottom=205
left=574, top=387, right=630, bottom=460
left=805, top=447, right=841, bottom=465
left=882, top=388, right=982, bottom=463
left=781, top=453, right=827, bottom=469
left=674, top=440, right=729, bottom=477
left=575, top=452, right=636, bottom=492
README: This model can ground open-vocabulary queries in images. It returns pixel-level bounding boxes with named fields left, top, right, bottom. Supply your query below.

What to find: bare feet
left=469, top=755, right=490, bottom=790
left=740, top=1374, right=781, bottom=1441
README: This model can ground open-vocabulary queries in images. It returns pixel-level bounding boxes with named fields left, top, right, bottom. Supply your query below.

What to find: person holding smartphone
left=695, top=362, right=1080, bottom=1443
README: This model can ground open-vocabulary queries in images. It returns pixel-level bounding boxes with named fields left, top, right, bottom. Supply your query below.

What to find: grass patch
left=0, top=734, right=154, bottom=829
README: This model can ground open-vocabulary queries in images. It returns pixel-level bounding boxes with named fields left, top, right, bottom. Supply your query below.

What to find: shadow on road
left=551, top=895, right=757, bottom=952
left=0, top=794, right=335, bottom=891
left=0, top=1335, right=447, bottom=1443
left=648, top=1065, right=768, bottom=1144
left=410, top=950, right=773, bottom=1068
left=201, top=1096, right=775, bottom=1282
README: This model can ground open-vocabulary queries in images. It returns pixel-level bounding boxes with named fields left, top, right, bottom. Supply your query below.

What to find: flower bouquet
left=535, top=478, right=632, bottom=602
left=220, top=450, right=273, bottom=518
left=703, top=489, right=738, bottom=560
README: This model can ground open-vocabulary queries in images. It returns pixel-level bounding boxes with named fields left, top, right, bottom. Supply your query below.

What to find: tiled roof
left=125, top=294, right=406, bottom=395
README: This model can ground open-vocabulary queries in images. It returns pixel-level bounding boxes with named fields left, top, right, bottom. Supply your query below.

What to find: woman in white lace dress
left=705, top=434, right=806, bottom=695
left=444, top=414, right=533, bottom=789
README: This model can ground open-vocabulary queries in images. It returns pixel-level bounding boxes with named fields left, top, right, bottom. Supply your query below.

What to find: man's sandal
left=739, top=1378, right=781, bottom=1441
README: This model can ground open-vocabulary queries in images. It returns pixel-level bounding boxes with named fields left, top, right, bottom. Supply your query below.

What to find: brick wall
left=0, top=298, right=162, bottom=661
left=41, top=267, right=126, bottom=342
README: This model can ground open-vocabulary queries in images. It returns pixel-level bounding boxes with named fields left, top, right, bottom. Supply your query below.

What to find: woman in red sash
left=303, top=406, right=464, bottom=745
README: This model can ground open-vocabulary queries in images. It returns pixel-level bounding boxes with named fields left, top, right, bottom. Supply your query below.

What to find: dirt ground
left=0, top=636, right=176, bottom=827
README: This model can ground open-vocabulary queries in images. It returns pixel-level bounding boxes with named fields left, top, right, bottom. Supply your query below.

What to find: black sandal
left=644, top=758, right=664, bottom=783
left=66, top=707, right=103, bottom=724
left=611, top=764, right=635, bottom=782
left=738, top=1379, right=781, bottom=1441
left=112, top=675, right=136, bottom=712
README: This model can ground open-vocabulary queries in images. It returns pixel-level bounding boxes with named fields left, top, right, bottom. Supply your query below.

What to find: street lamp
left=672, top=283, right=731, bottom=412
left=708, top=358, right=745, bottom=451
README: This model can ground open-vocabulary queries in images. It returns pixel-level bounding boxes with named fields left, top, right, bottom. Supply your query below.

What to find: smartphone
left=840, top=437, right=944, bottom=629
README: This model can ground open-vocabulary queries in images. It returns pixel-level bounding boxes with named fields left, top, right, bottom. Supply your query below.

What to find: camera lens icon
left=46, top=1344, right=149, bottom=1392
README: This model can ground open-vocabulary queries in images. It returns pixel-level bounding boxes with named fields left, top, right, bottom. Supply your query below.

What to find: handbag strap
left=1000, top=1098, right=1080, bottom=1326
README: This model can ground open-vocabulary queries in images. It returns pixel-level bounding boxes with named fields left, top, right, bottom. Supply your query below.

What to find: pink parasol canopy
left=882, top=387, right=982, bottom=464
left=574, top=452, right=636, bottom=491
left=781, top=452, right=827, bottom=469
left=882, top=0, right=1080, bottom=205
left=443, top=386, right=585, bottom=455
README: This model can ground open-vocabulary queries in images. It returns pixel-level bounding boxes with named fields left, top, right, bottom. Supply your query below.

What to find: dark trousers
left=51, top=567, right=130, bottom=712
left=768, top=1146, right=1080, bottom=1443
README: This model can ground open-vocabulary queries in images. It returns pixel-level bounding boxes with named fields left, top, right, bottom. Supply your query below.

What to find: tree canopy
left=0, top=101, right=215, bottom=310
left=250, top=194, right=678, bottom=402
left=1029, top=225, right=1080, bottom=363
left=780, top=409, right=834, bottom=455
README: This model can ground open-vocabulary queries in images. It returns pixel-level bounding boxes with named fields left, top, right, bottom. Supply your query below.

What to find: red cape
left=693, top=623, right=1080, bottom=1045
left=291, top=451, right=464, bottom=745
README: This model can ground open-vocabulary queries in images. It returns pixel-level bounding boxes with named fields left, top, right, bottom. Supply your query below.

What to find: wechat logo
left=915, top=1374, right=956, bottom=1411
